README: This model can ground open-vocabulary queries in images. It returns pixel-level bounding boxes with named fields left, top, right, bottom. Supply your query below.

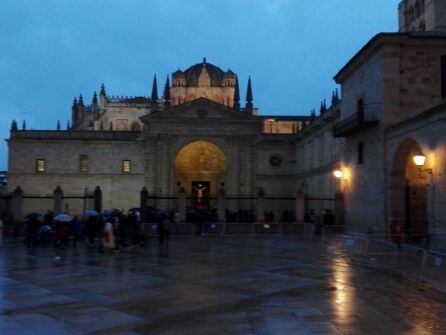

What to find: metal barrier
left=323, top=233, right=446, bottom=290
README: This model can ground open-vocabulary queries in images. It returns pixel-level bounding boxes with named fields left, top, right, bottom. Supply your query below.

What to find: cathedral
left=7, top=59, right=309, bottom=212
left=5, top=0, right=446, bottom=239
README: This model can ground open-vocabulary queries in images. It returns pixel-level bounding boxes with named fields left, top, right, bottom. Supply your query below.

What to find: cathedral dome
left=183, top=58, right=227, bottom=87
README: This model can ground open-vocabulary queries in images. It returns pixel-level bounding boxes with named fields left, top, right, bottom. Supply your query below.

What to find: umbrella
left=54, top=213, right=72, bottom=222
left=86, top=210, right=99, bottom=216
left=25, top=213, right=41, bottom=220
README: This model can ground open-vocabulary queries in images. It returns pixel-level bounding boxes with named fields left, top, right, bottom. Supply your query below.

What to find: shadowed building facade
left=7, top=60, right=308, bottom=212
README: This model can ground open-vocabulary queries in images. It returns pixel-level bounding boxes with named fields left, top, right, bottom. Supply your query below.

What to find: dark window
left=80, top=155, right=88, bottom=172
left=357, top=99, right=364, bottom=120
left=35, top=159, right=45, bottom=172
left=442, top=56, right=446, bottom=98
left=358, top=142, right=364, bottom=165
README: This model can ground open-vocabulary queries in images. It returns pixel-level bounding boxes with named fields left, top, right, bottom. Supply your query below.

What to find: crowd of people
left=22, top=209, right=172, bottom=252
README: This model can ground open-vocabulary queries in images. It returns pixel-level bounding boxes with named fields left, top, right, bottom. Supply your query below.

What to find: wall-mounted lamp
left=333, top=169, right=344, bottom=180
left=413, top=152, right=433, bottom=175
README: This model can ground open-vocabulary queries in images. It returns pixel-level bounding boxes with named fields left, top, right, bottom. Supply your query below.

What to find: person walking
left=390, top=219, right=404, bottom=250
left=100, top=217, right=116, bottom=252
left=161, top=217, right=171, bottom=244
left=71, top=216, right=82, bottom=249
left=86, top=215, right=98, bottom=246
left=55, top=221, right=69, bottom=249
left=26, top=217, right=40, bottom=248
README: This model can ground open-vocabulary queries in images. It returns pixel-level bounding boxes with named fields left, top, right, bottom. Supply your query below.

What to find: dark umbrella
left=25, top=213, right=41, bottom=220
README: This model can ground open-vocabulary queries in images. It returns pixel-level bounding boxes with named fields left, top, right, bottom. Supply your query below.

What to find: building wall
left=385, top=106, right=446, bottom=238
left=7, top=136, right=144, bottom=211
left=295, top=108, right=341, bottom=218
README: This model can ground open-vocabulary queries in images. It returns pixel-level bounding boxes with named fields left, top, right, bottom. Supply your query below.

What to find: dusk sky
left=0, top=0, right=399, bottom=170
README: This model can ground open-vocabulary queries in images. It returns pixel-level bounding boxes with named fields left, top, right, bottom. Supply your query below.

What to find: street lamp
left=413, top=152, right=433, bottom=175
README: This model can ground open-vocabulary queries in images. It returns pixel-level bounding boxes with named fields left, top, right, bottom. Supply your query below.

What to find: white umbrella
left=54, top=214, right=72, bottom=222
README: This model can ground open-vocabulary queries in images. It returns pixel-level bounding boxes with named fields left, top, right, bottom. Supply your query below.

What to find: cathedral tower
left=399, top=0, right=446, bottom=32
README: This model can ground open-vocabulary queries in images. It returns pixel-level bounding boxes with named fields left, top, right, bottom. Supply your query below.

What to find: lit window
left=36, top=159, right=45, bottom=173
left=122, top=160, right=131, bottom=173
left=80, top=155, right=88, bottom=172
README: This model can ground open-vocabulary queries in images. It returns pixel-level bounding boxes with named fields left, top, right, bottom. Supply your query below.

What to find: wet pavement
left=1, top=236, right=446, bottom=334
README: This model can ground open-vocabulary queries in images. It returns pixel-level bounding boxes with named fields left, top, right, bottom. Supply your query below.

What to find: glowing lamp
left=333, top=169, right=344, bottom=179
left=413, top=153, right=426, bottom=167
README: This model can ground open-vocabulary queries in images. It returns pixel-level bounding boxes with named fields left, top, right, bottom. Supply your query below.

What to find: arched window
left=409, top=6, right=415, bottom=21
left=130, top=121, right=141, bottom=131
left=414, top=1, right=421, bottom=17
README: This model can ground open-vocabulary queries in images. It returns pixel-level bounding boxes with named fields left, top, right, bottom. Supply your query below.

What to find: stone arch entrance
left=174, top=140, right=228, bottom=208
left=390, top=138, right=428, bottom=242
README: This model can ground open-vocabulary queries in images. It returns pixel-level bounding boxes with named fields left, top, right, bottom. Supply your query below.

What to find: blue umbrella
left=85, top=210, right=99, bottom=216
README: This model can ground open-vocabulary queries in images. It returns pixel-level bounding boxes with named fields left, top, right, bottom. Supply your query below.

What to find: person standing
left=71, top=216, right=82, bottom=249
left=390, top=219, right=404, bottom=249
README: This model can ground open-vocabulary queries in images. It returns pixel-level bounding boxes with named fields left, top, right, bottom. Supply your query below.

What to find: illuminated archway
left=174, top=141, right=227, bottom=206
left=390, top=138, right=428, bottom=242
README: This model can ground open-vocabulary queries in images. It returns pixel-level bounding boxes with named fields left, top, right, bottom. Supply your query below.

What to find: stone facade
left=399, top=0, right=446, bottom=32
left=7, top=97, right=301, bottom=214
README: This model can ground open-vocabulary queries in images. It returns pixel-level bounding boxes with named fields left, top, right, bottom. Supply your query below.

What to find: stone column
left=53, top=186, right=64, bottom=214
left=12, top=186, right=23, bottom=222
left=178, top=187, right=186, bottom=223
left=295, top=191, right=305, bottom=223
left=218, top=184, right=226, bottom=223
left=257, top=188, right=266, bottom=223
left=94, top=186, right=102, bottom=213
left=140, top=187, right=149, bottom=222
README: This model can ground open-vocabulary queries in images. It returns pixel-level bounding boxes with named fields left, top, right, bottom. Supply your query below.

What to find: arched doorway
left=174, top=141, right=227, bottom=208
left=390, top=138, right=428, bottom=242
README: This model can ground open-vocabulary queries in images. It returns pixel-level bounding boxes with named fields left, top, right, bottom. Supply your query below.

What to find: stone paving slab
left=1, top=237, right=446, bottom=334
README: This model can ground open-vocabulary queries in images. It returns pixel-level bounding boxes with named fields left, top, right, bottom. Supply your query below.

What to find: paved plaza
left=1, top=237, right=446, bottom=334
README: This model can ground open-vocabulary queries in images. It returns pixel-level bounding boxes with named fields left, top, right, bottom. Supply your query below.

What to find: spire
left=319, top=101, right=324, bottom=115
left=151, top=75, right=159, bottom=101
left=57, top=120, right=61, bottom=131
left=203, top=57, right=207, bottom=64
left=331, top=91, right=336, bottom=105
left=233, top=77, right=240, bottom=109
left=78, top=94, right=84, bottom=106
left=92, top=91, right=98, bottom=107
left=22, top=120, right=26, bottom=131
left=335, top=88, right=340, bottom=102
left=163, top=76, right=171, bottom=106
left=245, top=76, right=253, bottom=110
left=100, top=83, right=106, bottom=96
left=11, top=120, right=18, bottom=131
left=66, top=121, right=70, bottom=130
left=72, top=97, right=78, bottom=110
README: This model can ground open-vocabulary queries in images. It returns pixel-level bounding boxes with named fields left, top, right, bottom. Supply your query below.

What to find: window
left=80, top=155, right=88, bottom=172
left=115, top=119, right=129, bottom=131
left=35, top=159, right=45, bottom=172
left=122, top=160, right=131, bottom=173
left=357, top=142, right=364, bottom=165
left=442, top=56, right=446, bottom=98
